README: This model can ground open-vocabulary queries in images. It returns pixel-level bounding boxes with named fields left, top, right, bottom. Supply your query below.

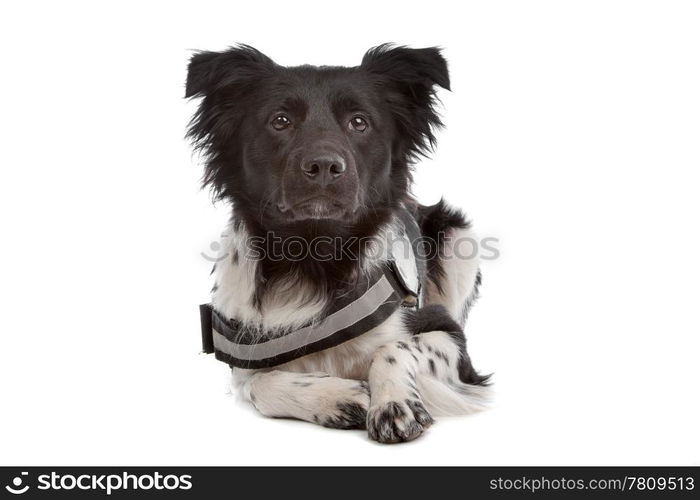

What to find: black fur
left=428, top=359, right=437, bottom=376
left=404, top=304, right=491, bottom=386
left=186, top=44, right=449, bottom=305
left=186, top=44, right=489, bottom=397
left=415, top=199, right=472, bottom=295
left=458, top=268, right=483, bottom=325
left=323, top=402, right=368, bottom=430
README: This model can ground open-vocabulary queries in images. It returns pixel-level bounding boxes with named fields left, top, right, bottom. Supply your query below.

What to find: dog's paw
left=317, top=380, right=370, bottom=430
left=367, top=398, right=434, bottom=443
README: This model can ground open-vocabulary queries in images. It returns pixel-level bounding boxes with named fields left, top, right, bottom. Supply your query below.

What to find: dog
left=186, top=44, right=490, bottom=443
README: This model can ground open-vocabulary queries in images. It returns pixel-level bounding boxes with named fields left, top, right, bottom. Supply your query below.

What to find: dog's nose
left=301, top=155, right=346, bottom=186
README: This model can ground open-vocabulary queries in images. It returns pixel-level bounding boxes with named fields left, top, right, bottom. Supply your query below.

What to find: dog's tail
left=417, top=376, right=493, bottom=417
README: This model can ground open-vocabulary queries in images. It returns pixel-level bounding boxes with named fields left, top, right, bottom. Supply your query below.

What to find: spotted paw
left=317, top=380, right=370, bottom=430
left=367, top=398, right=434, bottom=443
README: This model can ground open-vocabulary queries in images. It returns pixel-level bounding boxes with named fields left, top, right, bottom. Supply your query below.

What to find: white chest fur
left=211, top=219, right=411, bottom=382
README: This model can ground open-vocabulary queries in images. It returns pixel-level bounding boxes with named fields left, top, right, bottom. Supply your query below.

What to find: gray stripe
left=212, top=275, right=396, bottom=361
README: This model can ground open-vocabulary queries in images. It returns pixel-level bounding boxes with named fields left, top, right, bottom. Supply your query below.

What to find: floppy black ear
left=185, top=44, right=275, bottom=98
left=361, top=44, right=450, bottom=91
left=360, top=44, right=450, bottom=160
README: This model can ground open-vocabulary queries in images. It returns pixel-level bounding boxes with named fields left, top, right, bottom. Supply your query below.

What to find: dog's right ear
left=185, top=45, right=275, bottom=98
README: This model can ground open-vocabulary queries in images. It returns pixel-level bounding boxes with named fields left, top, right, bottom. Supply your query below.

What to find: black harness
left=199, top=210, right=424, bottom=369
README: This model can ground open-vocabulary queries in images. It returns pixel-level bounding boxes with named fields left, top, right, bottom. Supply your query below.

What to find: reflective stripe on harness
left=200, top=262, right=418, bottom=369
left=199, top=210, right=425, bottom=369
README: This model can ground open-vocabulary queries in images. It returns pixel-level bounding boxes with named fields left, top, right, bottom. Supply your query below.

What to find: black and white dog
left=186, top=44, right=490, bottom=443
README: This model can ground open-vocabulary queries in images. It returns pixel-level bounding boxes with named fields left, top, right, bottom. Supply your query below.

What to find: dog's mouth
left=278, top=196, right=349, bottom=220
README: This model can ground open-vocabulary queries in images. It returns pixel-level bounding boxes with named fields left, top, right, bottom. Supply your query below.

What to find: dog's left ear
left=361, top=44, right=450, bottom=92
left=361, top=44, right=450, bottom=157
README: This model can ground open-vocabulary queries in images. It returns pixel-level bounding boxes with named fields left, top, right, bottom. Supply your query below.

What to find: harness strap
left=200, top=262, right=415, bottom=369
left=200, top=207, right=425, bottom=370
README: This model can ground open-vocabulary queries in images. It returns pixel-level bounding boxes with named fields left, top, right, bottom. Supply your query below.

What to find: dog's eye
left=271, top=115, right=292, bottom=131
left=348, top=116, right=368, bottom=132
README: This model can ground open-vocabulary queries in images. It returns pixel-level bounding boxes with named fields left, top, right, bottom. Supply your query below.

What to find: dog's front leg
left=242, top=371, right=370, bottom=429
left=367, top=340, right=435, bottom=443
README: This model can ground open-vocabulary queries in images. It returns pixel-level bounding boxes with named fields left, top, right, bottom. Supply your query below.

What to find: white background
left=1, top=0, right=699, bottom=466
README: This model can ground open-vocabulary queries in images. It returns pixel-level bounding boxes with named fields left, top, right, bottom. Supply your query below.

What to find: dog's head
left=186, top=44, right=449, bottom=229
